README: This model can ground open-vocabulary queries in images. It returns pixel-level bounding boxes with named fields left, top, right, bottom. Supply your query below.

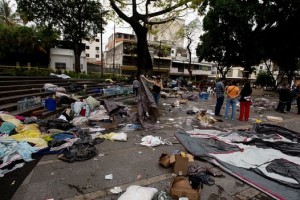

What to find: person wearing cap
left=141, top=75, right=163, bottom=105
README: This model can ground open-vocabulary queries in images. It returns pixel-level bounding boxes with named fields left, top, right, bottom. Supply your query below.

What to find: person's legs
left=279, top=101, right=286, bottom=113
left=245, top=101, right=251, bottom=121
left=239, top=102, right=245, bottom=121
left=133, top=87, right=138, bottom=96
left=215, top=96, right=224, bottom=115
left=152, top=93, right=160, bottom=105
left=224, top=98, right=231, bottom=119
left=297, top=99, right=300, bottom=114
left=286, top=100, right=291, bottom=111
left=231, top=99, right=237, bottom=120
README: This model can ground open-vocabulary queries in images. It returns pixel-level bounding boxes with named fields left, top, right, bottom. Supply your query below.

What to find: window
left=95, top=47, right=99, bottom=50
left=96, top=54, right=99, bottom=58
left=96, top=39, right=99, bottom=42
left=86, top=54, right=89, bottom=57
left=55, top=62, right=66, bottom=69
left=86, top=46, right=90, bottom=49
left=260, top=66, right=263, bottom=70
left=171, top=50, right=174, bottom=54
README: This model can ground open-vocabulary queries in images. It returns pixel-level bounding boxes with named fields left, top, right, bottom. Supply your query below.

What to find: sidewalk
left=11, top=93, right=300, bottom=200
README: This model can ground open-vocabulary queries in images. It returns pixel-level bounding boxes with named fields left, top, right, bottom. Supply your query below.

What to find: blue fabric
left=0, top=122, right=16, bottom=134
left=225, top=98, right=238, bottom=119
left=51, top=133, right=75, bottom=141
left=152, top=93, right=161, bottom=105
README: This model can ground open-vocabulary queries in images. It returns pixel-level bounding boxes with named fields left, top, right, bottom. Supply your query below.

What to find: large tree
left=109, top=0, right=198, bottom=74
left=255, top=0, right=300, bottom=85
left=196, top=0, right=262, bottom=79
left=16, top=0, right=106, bottom=73
left=0, top=23, right=59, bottom=66
left=0, top=0, right=18, bottom=25
left=177, top=19, right=201, bottom=79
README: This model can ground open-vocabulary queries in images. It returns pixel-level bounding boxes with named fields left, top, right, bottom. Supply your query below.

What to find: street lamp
left=100, top=8, right=104, bottom=77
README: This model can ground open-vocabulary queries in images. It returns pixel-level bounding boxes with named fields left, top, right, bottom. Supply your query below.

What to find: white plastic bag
left=118, top=185, right=158, bottom=200
left=140, top=135, right=162, bottom=147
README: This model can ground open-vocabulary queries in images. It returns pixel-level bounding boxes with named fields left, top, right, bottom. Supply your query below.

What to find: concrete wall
left=50, top=48, right=87, bottom=73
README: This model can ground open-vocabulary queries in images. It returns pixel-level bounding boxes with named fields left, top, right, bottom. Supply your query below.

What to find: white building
left=49, top=48, right=87, bottom=73
left=82, top=37, right=102, bottom=63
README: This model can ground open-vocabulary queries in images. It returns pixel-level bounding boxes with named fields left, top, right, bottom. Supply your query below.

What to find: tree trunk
left=133, top=26, right=153, bottom=75
left=73, top=43, right=82, bottom=73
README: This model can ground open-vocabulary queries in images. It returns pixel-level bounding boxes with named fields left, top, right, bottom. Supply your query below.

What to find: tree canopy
left=196, top=0, right=300, bottom=83
left=0, top=23, right=59, bottom=66
left=16, top=0, right=107, bottom=73
left=0, top=0, right=18, bottom=25
left=196, top=0, right=262, bottom=79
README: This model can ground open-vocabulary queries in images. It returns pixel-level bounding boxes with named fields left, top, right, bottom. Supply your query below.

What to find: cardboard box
left=170, top=176, right=201, bottom=200
left=170, top=154, right=188, bottom=176
left=159, top=153, right=171, bottom=168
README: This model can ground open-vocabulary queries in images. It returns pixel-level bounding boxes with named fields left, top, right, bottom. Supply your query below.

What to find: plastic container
left=45, top=97, right=57, bottom=111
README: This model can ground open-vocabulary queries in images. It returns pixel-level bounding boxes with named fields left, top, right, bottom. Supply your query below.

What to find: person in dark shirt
left=276, top=82, right=291, bottom=113
left=141, top=75, right=163, bottom=105
left=238, top=82, right=252, bottom=121
left=214, top=79, right=225, bottom=116
left=296, top=84, right=300, bottom=114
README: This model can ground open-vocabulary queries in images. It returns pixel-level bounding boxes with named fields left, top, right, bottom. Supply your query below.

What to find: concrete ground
left=11, top=91, right=300, bottom=200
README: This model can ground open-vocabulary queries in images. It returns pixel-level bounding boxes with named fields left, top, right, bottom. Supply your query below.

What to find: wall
left=50, top=48, right=87, bottom=73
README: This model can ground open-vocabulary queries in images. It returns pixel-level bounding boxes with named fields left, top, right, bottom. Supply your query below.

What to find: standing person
left=214, top=78, right=225, bottom=116
left=296, top=84, right=300, bottom=114
left=132, top=77, right=140, bottom=96
left=224, top=80, right=240, bottom=120
left=238, top=82, right=252, bottom=121
left=276, top=82, right=291, bottom=113
left=141, top=75, right=163, bottom=105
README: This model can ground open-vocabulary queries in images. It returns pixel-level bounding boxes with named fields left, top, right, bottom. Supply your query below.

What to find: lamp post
left=100, top=8, right=104, bottom=77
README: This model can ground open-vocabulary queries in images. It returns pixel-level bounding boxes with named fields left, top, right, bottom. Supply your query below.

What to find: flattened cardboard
left=173, top=154, right=188, bottom=176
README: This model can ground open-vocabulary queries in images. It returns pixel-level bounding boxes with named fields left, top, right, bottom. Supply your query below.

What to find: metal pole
left=159, top=41, right=161, bottom=75
left=100, top=9, right=104, bottom=76
left=113, top=20, right=115, bottom=69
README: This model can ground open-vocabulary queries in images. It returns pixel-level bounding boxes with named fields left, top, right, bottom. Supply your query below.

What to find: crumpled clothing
left=188, top=164, right=207, bottom=175
left=0, top=163, right=25, bottom=177
left=0, top=122, right=16, bottom=134
left=0, top=114, right=21, bottom=128
left=0, top=138, right=37, bottom=163
left=10, top=124, right=47, bottom=148
left=72, top=117, right=88, bottom=126
left=99, top=132, right=127, bottom=141
left=57, top=140, right=97, bottom=162
left=88, top=109, right=109, bottom=121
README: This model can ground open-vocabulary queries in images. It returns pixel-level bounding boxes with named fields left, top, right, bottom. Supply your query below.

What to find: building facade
left=49, top=48, right=87, bottom=73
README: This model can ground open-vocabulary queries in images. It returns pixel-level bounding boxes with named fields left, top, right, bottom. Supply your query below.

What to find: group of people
left=276, top=83, right=300, bottom=114
left=133, top=75, right=300, bottom=118
left=214, top=79, right=300, bottom=121
left=214, top=79, right=253, bottom=121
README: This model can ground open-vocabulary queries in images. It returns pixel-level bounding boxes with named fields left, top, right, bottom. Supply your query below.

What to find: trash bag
left=46, top=119, right=74, bottom=131
left=57, top=140, right=97, bottom=162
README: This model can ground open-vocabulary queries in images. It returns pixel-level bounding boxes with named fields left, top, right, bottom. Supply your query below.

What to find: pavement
left=10, top=91, right=300, bottom=200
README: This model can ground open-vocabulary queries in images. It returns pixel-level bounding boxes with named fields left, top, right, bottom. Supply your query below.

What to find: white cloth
left=118, top=185, right=158, bottom=200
